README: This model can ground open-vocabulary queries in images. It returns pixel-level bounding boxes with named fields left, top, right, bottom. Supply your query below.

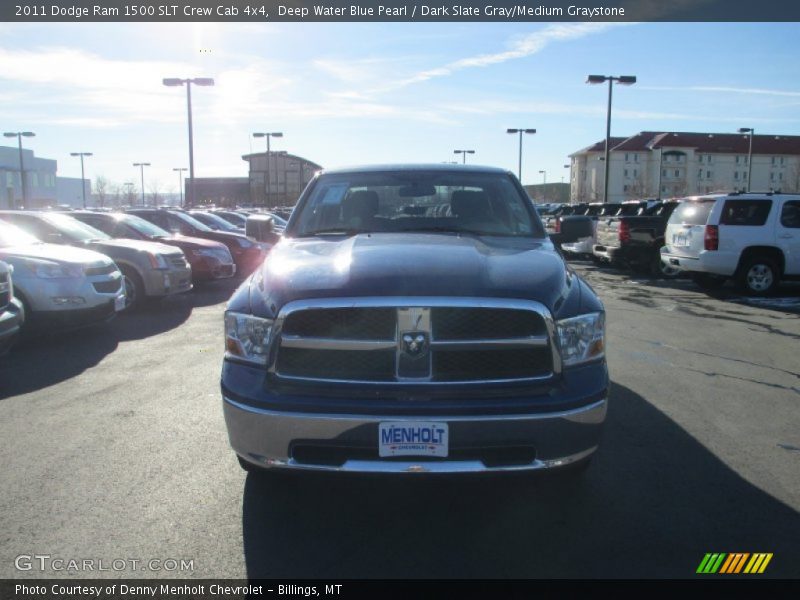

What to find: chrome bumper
left=224, top=396, right=607, bottom=474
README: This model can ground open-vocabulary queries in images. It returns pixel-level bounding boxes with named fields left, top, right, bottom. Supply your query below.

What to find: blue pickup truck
left=221, top=164, right=608, bottom=476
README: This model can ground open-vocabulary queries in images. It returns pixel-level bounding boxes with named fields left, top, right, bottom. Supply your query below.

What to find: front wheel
left=737, top=256, right=780, bottom=296
left=651, top=254, right=680, bottom=278
left=120, top=266, right=144, bottom=311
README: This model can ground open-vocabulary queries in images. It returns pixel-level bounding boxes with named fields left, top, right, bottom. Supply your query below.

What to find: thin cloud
left=372, top=23, right=632, bottom=92
left=640, top=85, right=800, bottom=98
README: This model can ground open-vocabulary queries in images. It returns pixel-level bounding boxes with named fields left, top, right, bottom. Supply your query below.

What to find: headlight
left=147, top=252, right=169, bottom=269
left=236, top=237, right=254, bottom=249
left=24, top=260, right=82, bottom=279
left=556, top=312, right=605, bottom=367
left=225, top=311, right=273, bottom=365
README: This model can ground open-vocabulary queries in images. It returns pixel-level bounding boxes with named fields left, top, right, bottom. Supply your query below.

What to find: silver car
left=0, top=221, right=125, bottom=330
left=0, top=211, right=192, bottom=309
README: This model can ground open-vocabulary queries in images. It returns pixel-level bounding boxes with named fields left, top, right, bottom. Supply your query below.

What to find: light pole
left=163, top=77, right=215, bottom=208
left=506, top=128, right=536, bottom=182
left=70, top=152, right=92, bottom=208
left=454, top=149, right=475, bottom=164
left=133, top=162, right=150, bottom=207
left=586, top=74, right=637, bottom=203
left=539, top=170, right=547, bottom=200
left=3, top=131, right=35, bottom=208
left=253, top=132, right=283, bottom=207
left=173, top=167, right=187, bottom=206
left=739, top=127, right=754, bottom=192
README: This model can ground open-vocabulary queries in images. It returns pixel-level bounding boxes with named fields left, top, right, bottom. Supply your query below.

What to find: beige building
left=242, top=151, right=322, bottom=207
left=569, top=131, right=800, bottom=203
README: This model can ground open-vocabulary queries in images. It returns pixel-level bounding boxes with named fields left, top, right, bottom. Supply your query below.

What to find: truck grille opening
left=92, top=279, right=123, bottom=294
left=283, top=307, right=396, bottom=339
left=273, top=300, right=556, bottom=385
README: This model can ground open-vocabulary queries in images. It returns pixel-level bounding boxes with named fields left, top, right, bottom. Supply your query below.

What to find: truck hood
left=0, top=242, right=114, bottom=267
left=254, top=233, right=571, bottom=315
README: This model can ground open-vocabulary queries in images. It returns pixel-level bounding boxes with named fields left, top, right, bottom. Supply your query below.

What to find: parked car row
left=553, top=192, right=800, bottom=295
left=0, top=207, right=277, bottom=353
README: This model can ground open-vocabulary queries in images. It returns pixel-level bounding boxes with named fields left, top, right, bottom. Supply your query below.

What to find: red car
left=128, top=209, right=267, bottom=275
left=72, top=211, right=237, bottom=282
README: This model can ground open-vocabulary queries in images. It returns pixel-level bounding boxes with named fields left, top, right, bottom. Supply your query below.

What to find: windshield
left=172, top=211, right=213, bottom=233
left=0, top=220, right=40, bottom=247
left=291, top=170, right=542, bottom=238
left=214, top=212, right=247, bottom=227
left=44, top=213, right=111, bottom=242
left=191, top=212, right=239, bottom=232
left=120, top=214, right=171, bottom=238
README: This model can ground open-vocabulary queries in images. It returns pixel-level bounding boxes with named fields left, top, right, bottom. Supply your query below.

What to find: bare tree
left=627, top=173, right=648, bottom=199
left=94, top=176, right=109, bottom=208
left=123, top=184, right=138, bottom=207
left=147, top=179, right=162, bottom=207
left=109, top=183, right=123, bottom=208
left=786, top=163, right=800, bottom=193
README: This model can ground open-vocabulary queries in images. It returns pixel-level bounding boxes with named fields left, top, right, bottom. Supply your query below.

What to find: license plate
left=672, top=233, right=690, bottom=247
left=379, top=422, right=448, bottom=458
left=114, top=294, right=126, bottom=312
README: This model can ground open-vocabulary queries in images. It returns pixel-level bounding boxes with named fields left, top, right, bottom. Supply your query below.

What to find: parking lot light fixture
left=70, top=152, right=93, bottom=208
left=173, top=167, right=188, bottom=207
left=3, top=131, right=35, bottom=207
left=454, top=149, right=475, bottom=164
left=738, top=128, right=754, bottom=192
left=506, top=128, right=536, bottom=182
left=586, top=74, right=637, bottom=203
left=163, top=77, right=215, bottom=207
left=133, top=162, right=150, bottom=206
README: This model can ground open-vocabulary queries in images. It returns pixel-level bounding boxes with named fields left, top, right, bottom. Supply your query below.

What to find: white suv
left=661, top=193, right=800, bottom=295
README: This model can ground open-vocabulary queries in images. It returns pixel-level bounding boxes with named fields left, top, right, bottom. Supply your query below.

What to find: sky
left=1, top=21, right=800, bottom=192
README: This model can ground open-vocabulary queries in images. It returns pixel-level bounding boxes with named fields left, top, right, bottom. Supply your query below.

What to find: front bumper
left=142, top=266, right=193, bottom=297
left=594, top=243, right=652, bottom=265
left=223, top=359, right=608, bottom=474
left=191, top=257, right=236, bottom=281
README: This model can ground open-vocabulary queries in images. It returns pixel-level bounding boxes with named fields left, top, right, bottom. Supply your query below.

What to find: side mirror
left=246, top=214, right=280, bottom=244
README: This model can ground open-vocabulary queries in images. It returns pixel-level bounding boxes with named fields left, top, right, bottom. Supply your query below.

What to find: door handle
left=779, top=233, right=793, bottom=239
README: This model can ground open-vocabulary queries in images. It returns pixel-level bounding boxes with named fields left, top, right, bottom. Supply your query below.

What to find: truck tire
left=651, top=253, right=680, bottom=278
left=737, top=255, right=780, bottom=296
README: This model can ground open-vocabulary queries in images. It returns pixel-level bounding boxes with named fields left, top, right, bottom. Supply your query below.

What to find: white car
left=661, top=193, right=800, bottom=295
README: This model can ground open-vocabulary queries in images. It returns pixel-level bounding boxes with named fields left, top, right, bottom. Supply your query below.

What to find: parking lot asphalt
left=1, top=267, right=798, bottom=579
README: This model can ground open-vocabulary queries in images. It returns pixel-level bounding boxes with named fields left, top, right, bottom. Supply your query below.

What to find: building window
left=661, top=186, right=667, bottom=193
left=674, top=169, right=681, bottom=177
left=779, top=172, right=784, bottom=181
left=743, top=172, right=747, bottom=180
left=736, top=156, right=741, bottom=164
left=624, top=153, right=629, bottom=161
left=771, top=157, right=777, bottom=165
left=633, top=154, right=639, bottom=162
left=780, top=157, right=785, bottom=166
left=662, top=169, right=667, bottom=178
left=770, top=172, right=775, bottom=182
left=624, top=169, right=628, bottom=177
left=707, top=170, right=712, bottom=179
left=734, top=172, right=739, bottom=180
left=623, top=185, right=629, bottom=192
left=665, top=154, right=672, bottom=163
left=633, top=169, right=638, bottom=177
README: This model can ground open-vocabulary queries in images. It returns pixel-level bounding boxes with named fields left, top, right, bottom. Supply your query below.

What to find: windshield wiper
left=397, top=226, right=494, bottom=236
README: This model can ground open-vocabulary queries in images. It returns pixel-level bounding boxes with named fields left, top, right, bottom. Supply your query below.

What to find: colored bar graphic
left=702, top=552, right=772, bottom=575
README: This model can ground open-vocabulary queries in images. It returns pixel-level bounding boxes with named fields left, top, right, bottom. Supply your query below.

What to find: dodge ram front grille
left=271, top=297, right=560, bottom=385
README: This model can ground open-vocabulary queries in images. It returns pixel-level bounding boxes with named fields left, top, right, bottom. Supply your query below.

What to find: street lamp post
left=70, top=152, right=93, bottom=208
left=3, top=131, right=35, bottom=208
left=586, top=74, right=637, bottom=203
left=253, top=132, right=283, bottom=207
left=133, top=162, right=150, bottom=206
left=738, top=127, right=754, bottom=192
left=454, top=149, right=475, bottom=164
left=539, top=170, right=547, bottom=200
left=173, top=168, right=188, bottom=206
left=163, top=77, right=215, bottom=208
left=506, top=128, right=536, bottom=182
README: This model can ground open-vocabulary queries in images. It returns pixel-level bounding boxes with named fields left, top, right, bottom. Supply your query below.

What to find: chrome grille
left=271, top=297, right=559, bottom=385
left=169, top=255, right=188, bottom=268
